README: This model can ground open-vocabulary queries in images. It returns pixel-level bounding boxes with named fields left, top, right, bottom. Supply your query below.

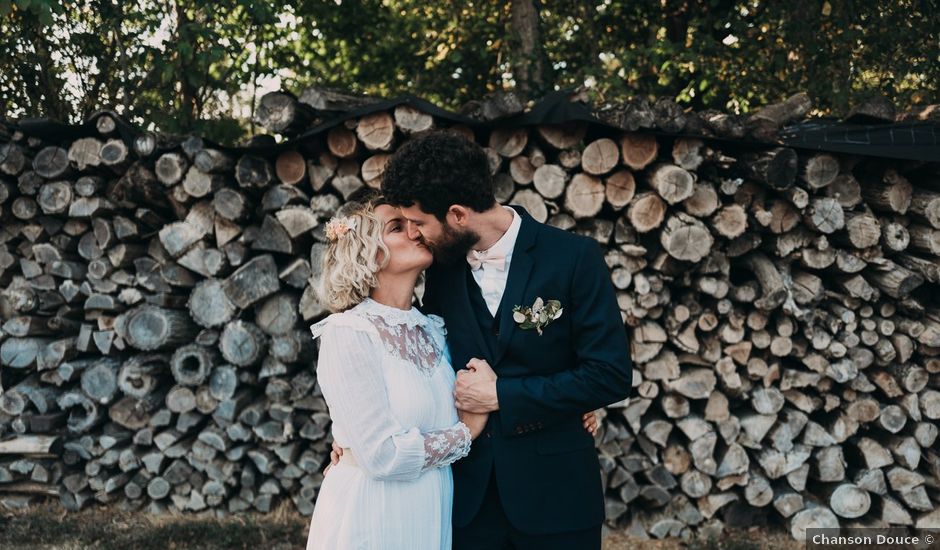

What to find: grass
left=687, top=532, right=763, bottom=550
left=605, top=526, right=800, bottom=550
left=0, top=500, right=803, bottom=550
left=0, top=502, right=305, bottom=550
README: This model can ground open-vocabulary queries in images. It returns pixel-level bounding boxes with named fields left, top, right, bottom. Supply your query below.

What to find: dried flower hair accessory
left=325, top=216, right=357, bottom=242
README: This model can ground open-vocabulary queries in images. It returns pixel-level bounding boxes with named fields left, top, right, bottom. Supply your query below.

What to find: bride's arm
left=316, top=321, right=471, bottom=481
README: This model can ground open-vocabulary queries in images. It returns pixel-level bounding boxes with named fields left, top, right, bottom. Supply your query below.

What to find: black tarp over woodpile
left=12, top=90, right=940, bottom=160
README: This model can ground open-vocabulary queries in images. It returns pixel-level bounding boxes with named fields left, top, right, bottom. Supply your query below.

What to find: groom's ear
left=447, top=205, right=471, bottom=227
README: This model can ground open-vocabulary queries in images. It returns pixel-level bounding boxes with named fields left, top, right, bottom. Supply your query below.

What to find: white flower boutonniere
left=512, top=297, right=563, bottom=336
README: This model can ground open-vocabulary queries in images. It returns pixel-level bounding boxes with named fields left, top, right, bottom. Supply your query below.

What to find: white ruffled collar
left=310, top=297, right=445, bottom=341
left=356, top=297, right=424, bottom=328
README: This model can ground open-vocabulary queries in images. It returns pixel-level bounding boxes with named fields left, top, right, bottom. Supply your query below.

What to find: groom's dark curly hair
left=381, top=130, right=496, bottom=220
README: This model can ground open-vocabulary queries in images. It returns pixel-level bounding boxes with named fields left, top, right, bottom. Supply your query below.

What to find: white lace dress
left=305, top=298, right=471, bottom=550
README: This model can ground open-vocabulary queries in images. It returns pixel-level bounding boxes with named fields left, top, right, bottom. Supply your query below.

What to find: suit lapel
left=494, top=206, right=539, bottom=365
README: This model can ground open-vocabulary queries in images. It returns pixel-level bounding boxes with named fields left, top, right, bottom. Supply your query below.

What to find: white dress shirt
left=469, top=206, right=521, bottom=317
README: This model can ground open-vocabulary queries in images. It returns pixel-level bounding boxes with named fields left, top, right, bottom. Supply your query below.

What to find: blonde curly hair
left=318, top=197, right=391, bottom=312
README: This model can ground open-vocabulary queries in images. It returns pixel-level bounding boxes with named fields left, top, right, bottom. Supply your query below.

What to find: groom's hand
left=329, top=441, right=343, bottom=467
left=455, top=358, right=499, bottom=413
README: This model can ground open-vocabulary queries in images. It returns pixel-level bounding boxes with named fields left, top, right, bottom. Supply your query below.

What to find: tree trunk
left=509, top=0, right=548, bottom=98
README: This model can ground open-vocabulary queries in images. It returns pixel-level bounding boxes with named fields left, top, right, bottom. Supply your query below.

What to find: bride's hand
left=458, top=409, right=489, bottom=440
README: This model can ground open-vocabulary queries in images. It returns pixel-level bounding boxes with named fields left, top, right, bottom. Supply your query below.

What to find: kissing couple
left=305, top=131, right=632, bottom=550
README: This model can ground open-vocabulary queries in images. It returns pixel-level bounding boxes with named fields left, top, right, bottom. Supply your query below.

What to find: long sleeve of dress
left=314, top=318, right=471, bottom=482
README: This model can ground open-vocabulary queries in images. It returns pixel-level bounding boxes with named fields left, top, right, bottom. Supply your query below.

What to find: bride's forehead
left=374, top=204, right=401, bottom=221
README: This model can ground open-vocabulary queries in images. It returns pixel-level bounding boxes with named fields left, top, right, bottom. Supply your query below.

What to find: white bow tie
left=467, top=249, right=507, bottom=271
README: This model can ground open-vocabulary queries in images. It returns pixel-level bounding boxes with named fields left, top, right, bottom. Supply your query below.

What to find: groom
left=379, top=131, right=633, bottom=550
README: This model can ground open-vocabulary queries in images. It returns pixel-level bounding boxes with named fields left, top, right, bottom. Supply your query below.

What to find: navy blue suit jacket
left=421, top=205, right=632, bottom=535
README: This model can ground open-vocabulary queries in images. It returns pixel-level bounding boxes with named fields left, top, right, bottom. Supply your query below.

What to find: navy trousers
left=452, top=470, right=602, bottom=550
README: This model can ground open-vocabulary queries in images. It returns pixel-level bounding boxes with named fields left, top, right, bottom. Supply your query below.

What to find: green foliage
left=1, top=1, right=937, bottom=144
left=0, top=0, right=279, bottom=142
left=541, top=1, right=939, bottom=115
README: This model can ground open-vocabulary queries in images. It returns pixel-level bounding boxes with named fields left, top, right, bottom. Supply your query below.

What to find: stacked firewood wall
left=0, top=90, right=938, bottom=538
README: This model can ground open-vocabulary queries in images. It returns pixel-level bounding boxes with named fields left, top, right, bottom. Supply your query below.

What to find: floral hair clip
left=325, top=216, right=358, bottom=242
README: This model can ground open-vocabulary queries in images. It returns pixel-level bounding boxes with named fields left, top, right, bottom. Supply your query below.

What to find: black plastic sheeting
left=9, top=91, right=939, bottom=162
left=779, top=119, right=939, bottom=162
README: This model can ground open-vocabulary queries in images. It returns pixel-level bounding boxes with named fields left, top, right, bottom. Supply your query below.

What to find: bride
left=305, top=194, right=596, bottom=550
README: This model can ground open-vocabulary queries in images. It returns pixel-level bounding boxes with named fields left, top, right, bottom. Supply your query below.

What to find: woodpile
left=0, top=93, right=938, bottom=538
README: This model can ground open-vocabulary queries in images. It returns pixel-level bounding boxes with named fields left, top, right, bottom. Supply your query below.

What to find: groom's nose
left=406, top=221, right=421, bottom=241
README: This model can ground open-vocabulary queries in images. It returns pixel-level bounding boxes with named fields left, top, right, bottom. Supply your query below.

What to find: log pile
left=0, top=93, right=938, bottom=538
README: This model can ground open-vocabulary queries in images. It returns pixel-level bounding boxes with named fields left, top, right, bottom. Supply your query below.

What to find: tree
left=2, top=1, right=936, bottom=144
left=539, top=0, right=939, bottom=114
left=1, top=0, right=280, bottom=142
left=509, top=0, right=549, bottom=98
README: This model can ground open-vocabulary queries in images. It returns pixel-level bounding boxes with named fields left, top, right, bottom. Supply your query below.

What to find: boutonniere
left=512, top=297, right=563, bottom=336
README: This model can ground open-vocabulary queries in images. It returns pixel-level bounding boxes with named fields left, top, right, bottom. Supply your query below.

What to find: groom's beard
left=423, top=224, right=479, bottom=265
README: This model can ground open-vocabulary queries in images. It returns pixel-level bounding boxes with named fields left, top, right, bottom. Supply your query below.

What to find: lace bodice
left=312, top=298, right=447, bottom=377
left=310, top=298, right=470, bottom=478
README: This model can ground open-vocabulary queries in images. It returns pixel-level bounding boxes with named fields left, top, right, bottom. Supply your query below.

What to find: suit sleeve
left=495, top=238, right=632, bottom=435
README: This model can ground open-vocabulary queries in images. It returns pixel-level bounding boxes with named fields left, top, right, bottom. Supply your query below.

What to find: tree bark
left=509, top=0, right=548, bottom=99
